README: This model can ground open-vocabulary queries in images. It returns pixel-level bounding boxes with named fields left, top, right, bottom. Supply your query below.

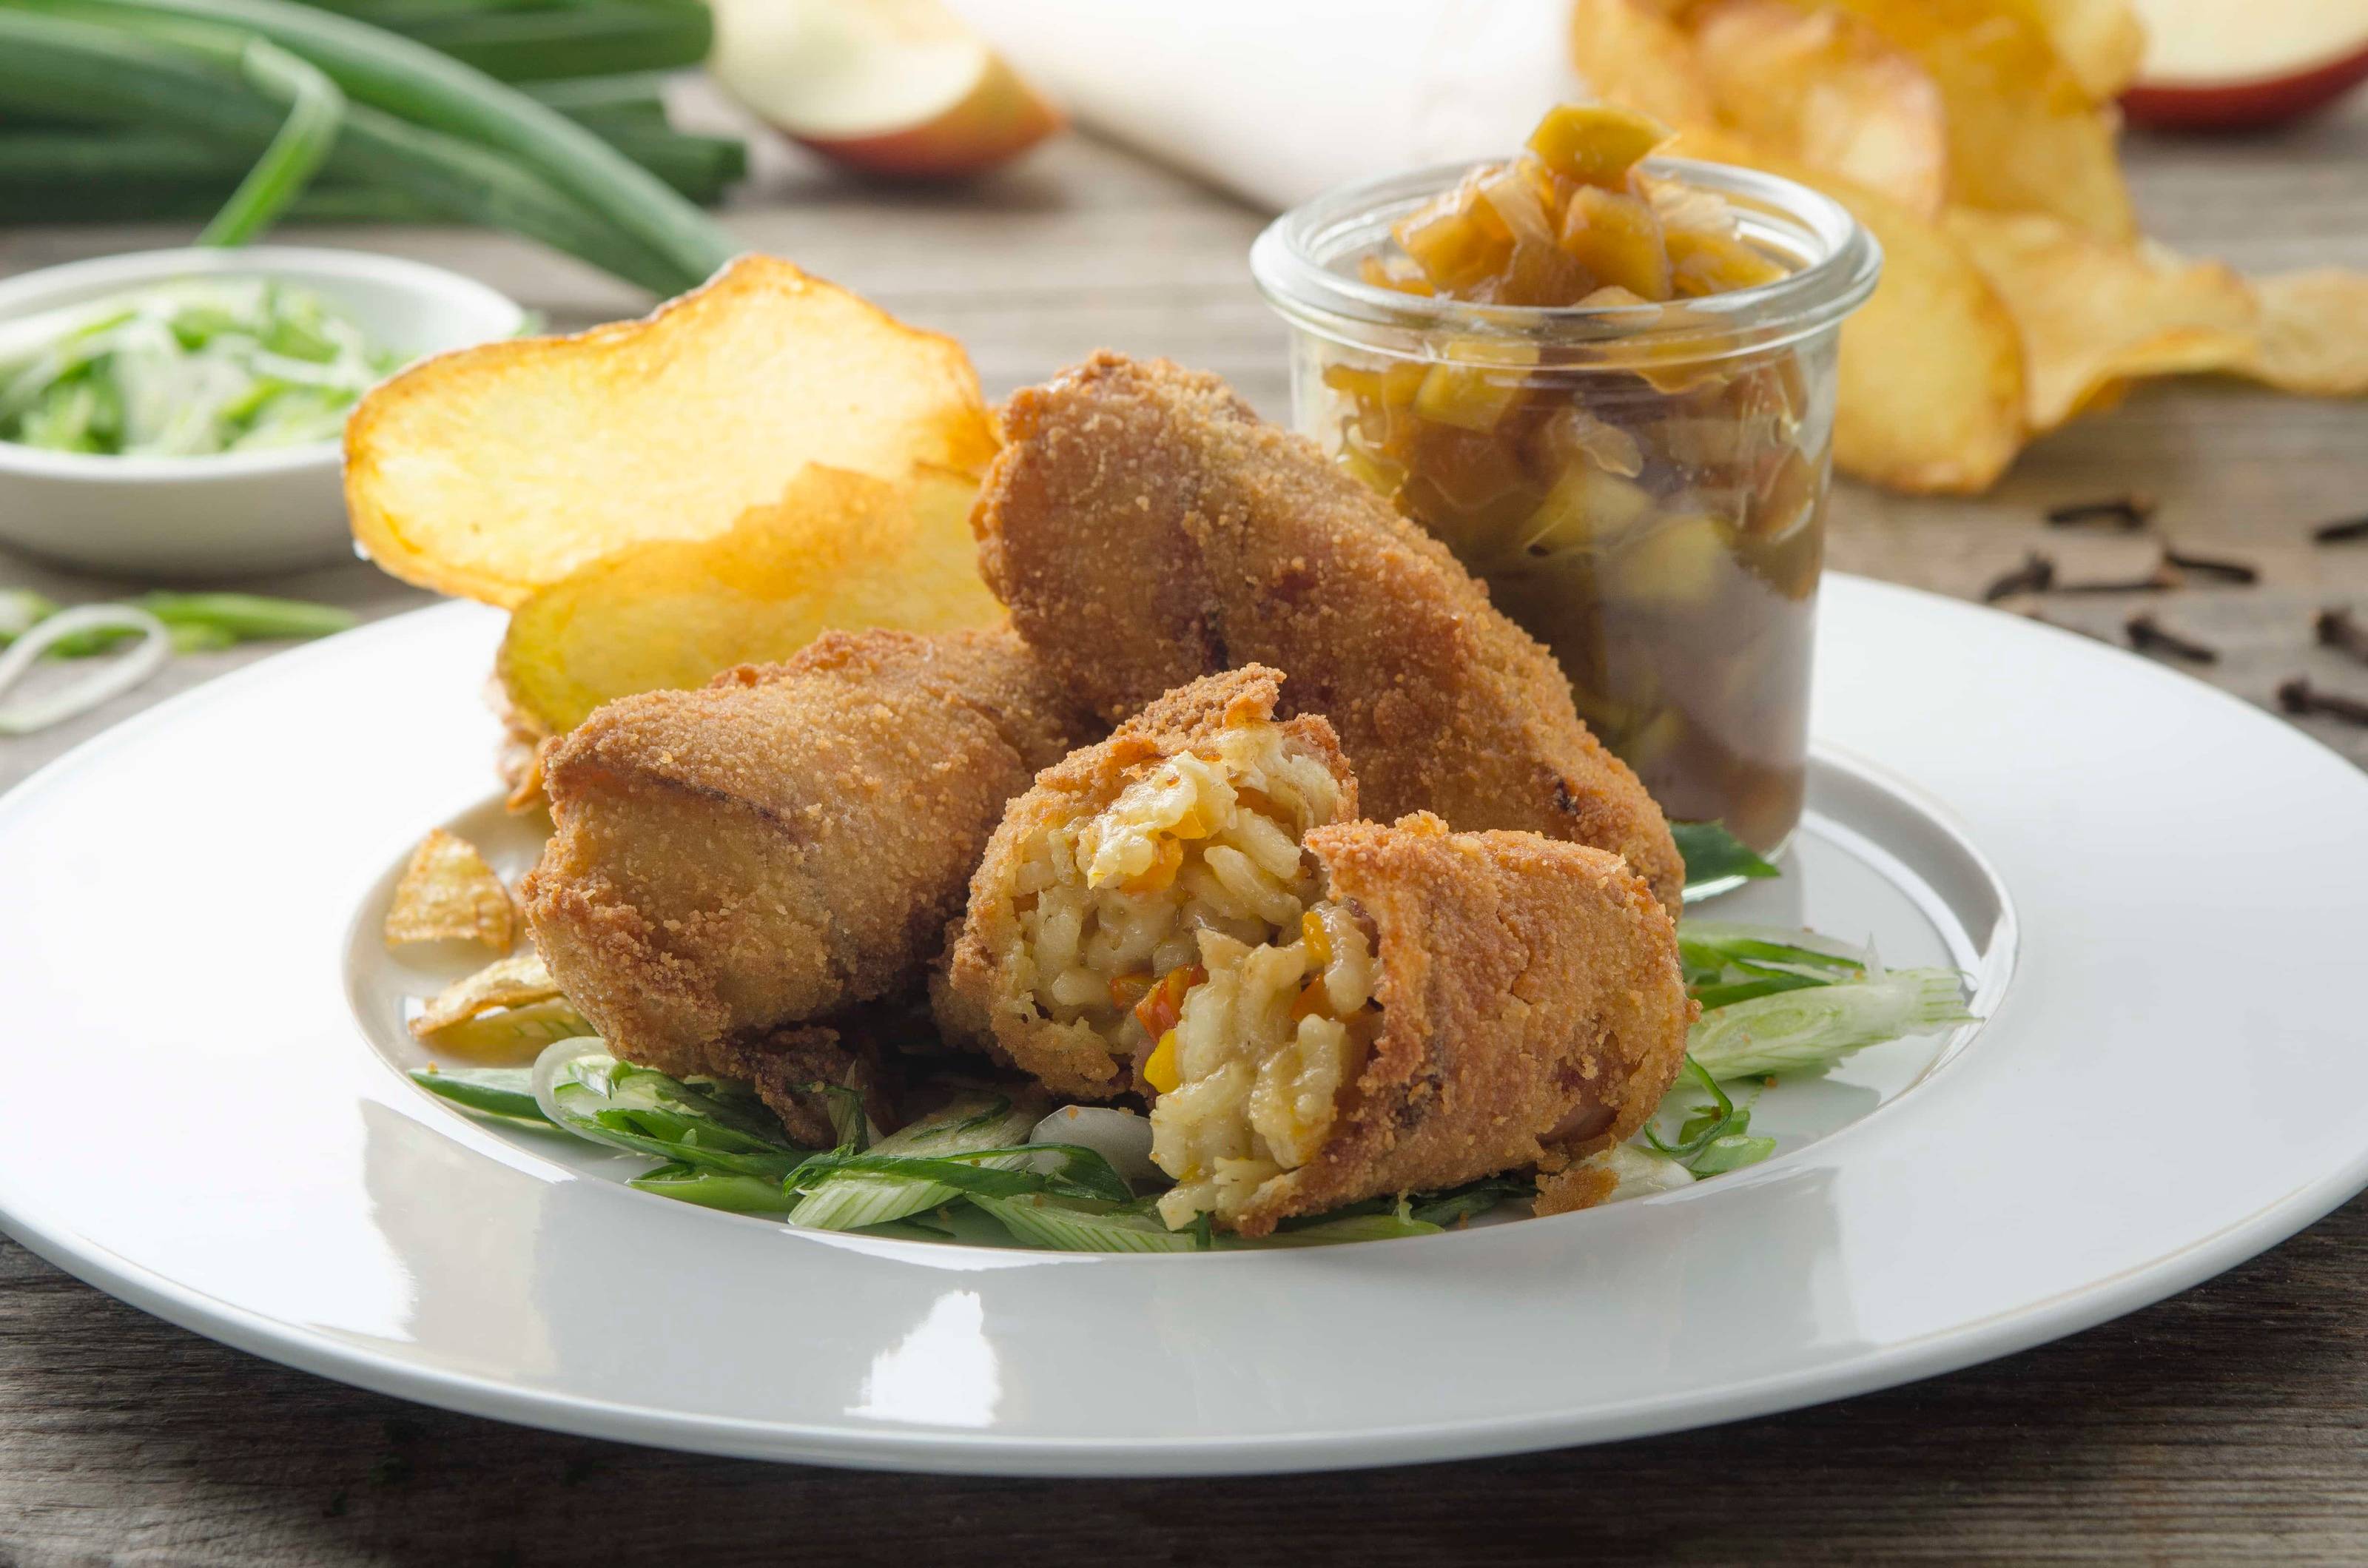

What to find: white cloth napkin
left=949, top=0, right=1582, bottom=210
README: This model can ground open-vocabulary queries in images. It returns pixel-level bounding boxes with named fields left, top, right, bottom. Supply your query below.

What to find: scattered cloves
left=2312, top=514, right=2368, bottom=545
left=2278, top=677, right=2368, bottom=727
left=2126, top=613, right=2219, bottom=663
left=1982, top=551, right=2056, bottom=602
left=2046, top=494, right=2156, bottom=529
left=2162, top=546, right=2258, bottom=585
left=2317, top=606, right=2368, bottom=666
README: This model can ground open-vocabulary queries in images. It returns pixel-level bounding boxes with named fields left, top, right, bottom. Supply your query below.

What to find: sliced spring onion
left=629, top=1163, right=798, bottom=1214
left=529, top=1036, right=806, bottom=1177
left=1029, top=1104, right=1160, bottom=1188
left=0, top=604, right=168, bottom=735
left=1688, top=1133, right=1777, bottom=1176
left=1584, top=1142, right=1696, bottom=1201
left=1644, top=1057, right=1752, bottom=1168
left=813, top=1082, right=872, bottom=1153
left=0, top=589, right=60, bottom=643
left=1247, top=1211, right=1445, bottom=1247
left=1673, top=822, right=1780, bottom=898
left=787, top=1143, right=1132, bottom=1207
left=0, top=276, right=395, bottom=456
left=1689, top=968, right=1976, bottom=1080
left=1679, top=923, right=1871, bottom=978
left=408, top=1063, right=548, bottom=1123
left=971, top=1194, right=1202, bottom=1254
left=787, top=1094, right=1040, bottom=1233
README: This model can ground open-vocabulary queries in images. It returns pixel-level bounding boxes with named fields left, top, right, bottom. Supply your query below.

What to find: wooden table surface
left=4, top=89, right=2367, bottom=1564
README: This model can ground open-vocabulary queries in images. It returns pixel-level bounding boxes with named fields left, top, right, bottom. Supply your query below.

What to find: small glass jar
left=1251, top=158, right=1879, bottom=858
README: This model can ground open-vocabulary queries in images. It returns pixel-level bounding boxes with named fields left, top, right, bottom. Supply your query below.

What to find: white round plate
left=3, top=576, right=2365, bottom=1476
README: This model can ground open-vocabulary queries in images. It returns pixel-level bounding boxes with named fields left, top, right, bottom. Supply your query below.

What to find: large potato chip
left=2241, top=270, right=2368, bottom=397
left=2011, top=0, right=2147, bottom=101
left=499, top=462, right=1002, bottom=734
left=412, top=949, right=559, bottom=1038
left=1568, top=0, right=1718, bottom=127
left=1672, top=127, right=2028, bottom=493
left=1819, top=0, right=2134, bottom=240
left=346, top=255, right=1000, bottom=608
left=1688, top=0, right=1948, bottom=216
left=385, top=829, right=516, bottom=950
left=1945, top=209, right=2258, bottom=431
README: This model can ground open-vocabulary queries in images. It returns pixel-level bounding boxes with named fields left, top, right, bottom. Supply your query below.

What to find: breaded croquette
left=938, top=665, right=1692, bottom=1235
left=975, top=351, right=1686, bottom=909
left=521, top=625, right=1092, bottom=1079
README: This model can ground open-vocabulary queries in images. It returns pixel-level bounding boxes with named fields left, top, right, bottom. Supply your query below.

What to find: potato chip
left=1818, top=0, right=2134, bottom=240
left=411, top=950, right=560, bottom=1039
left=346, top=255, right=1000, bottom=608
left=1567, top=0, right=1718, bottom=127
left=1688, top=0, right=1948, bottom=216
left=1945, top=209, right=2258, bottom=431
left=420, top=998, right=595, bottom=1064
left=2241, top=270, right=2368, bottom=397
left=385, top=828, right=516, bottom=950
left=498, top=462, right=1002, bottom=734
left=2012, top=0, right=2147, bottom=101
left=1672, top=127, right=2028, bottom=493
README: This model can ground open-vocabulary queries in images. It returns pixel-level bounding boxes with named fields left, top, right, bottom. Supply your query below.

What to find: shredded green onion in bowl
left=0, top=277, right=397, bottom=457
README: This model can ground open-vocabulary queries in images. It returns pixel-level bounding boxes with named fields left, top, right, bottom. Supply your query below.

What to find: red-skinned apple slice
left=2122, top=0, right=2368, bottom=129
left=707, top=0, right=1063, bottom=178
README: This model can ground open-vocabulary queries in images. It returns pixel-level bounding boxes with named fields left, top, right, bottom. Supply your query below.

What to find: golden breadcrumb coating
left=699, top=1024, right=890, bottom=1148
left=1234, top=812, right=1692, bottom=1236
left=521, top=625, right=1092, bottom=1078
left=975, top=351, right=1686, bottom=909
left=934, top=665, right=1357, bottom=1101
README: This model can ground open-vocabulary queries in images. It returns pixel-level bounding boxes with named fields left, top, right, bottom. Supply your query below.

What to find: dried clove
left=2162, top=546, right=2258, bottom=585
left=2317, top=606, right=2368, bottom=666
left=2126, top=613, right=2219, bottom=663
left=2312, top=514, right=2368, bottom=545
left=2278, top=678, right=2368, bottom=726
left=1982, top=551, right=2056, bottom=602
left=2045, top=494, right=2156, bottom=529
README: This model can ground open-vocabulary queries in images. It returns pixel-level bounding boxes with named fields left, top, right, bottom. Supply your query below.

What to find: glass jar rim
left=1251, top=156, right=1882, bottom=364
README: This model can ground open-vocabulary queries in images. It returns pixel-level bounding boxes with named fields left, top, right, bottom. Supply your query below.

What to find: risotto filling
left=1007, top=720, right=1381, bottom=1227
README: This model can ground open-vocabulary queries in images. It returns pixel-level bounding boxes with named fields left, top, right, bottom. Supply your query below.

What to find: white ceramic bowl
left=0, top=247, right=524, bottom=579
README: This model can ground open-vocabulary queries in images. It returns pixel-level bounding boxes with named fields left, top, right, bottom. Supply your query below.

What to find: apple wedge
left=2122, top=0, right=2368, bottom=128
left=707, top=0, right=1063, bottom=178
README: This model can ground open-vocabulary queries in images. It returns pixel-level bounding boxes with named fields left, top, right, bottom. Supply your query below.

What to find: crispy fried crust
left=976, top=351, right=1685, bottom=909
left=933, top=665, right=1357, bottom=1101
left=1234, top=812, right=1693, bottom=1236
left=699, top=1025, right=889, bottom=1148
left=520, top=625, right=1092, bottom=1077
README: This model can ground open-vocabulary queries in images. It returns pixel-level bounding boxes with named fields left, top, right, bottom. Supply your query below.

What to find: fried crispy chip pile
left=344, top=252, right=1018, bottom=760
left=1572, top=0, right=2368, bottom=492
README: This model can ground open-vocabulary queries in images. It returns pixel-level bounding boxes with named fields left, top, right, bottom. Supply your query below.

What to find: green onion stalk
left=20, top=0, right=736, bottom=283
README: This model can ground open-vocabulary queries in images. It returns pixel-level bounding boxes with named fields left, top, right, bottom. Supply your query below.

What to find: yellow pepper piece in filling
left=1300, top=909, right=1331, bottom=968
left=1144, top=1031, right=1181, bottom=1094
